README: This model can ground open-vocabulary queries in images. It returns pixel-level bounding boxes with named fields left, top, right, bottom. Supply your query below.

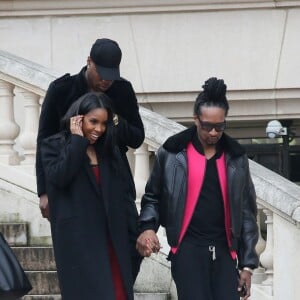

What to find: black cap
left=90, top=38, right=122, bottom=80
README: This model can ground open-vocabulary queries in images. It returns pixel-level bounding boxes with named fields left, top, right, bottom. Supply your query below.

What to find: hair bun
left=202, top=77, right=227, bottom=102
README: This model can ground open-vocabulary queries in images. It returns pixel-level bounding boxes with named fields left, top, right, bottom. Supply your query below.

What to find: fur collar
left=163, top=125, right=246, bottom=158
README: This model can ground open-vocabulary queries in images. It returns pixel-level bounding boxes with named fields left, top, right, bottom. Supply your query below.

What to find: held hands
left=136, top=230, right=161, bottom=257
left=238, top=269, right=252, bottom=300
left=70, top=115, right=84, bottom=136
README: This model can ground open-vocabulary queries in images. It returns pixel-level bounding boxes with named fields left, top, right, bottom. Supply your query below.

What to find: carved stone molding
left=1, top=0, right=300, bottom=17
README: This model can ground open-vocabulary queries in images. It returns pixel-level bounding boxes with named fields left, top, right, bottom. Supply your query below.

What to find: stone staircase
left=0, top=222, right=172, bottom=300
left=0, top=222, right=60, bottom=299
left=1, top=220, right=272, bottom=300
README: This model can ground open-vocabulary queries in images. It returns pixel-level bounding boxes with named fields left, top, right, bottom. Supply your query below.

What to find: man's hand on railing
left=136, top=229, right=161, bottom=257
left=39, top=194, right=50, bottom=221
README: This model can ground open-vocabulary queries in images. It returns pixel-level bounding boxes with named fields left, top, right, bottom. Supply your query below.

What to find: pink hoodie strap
left=171, top=142, right=206, bottom=254
left=216, top=153, right=237, bottom=260
left=171, top=144, right=237, bottom=260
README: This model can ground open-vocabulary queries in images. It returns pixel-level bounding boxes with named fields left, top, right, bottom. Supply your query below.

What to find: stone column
left=0, top=80, right=20, bottom=165
left=259, top=208, right=274, bottom=295
left=133, top=143, right=151, bottom=211
left=253, top=203, right=267, bottom=283
left=256, top=204, right=267, bottom=255
left=18, top=88, right=40, bottom=164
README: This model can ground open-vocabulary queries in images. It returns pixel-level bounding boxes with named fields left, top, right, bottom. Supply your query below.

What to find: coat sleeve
left=238, top=156, right=259, bottom=269
left=36, top=73, right=73, bottom=197
left=36, top=82, right=62, bottom=196
left=115, top=82, right=145, bottom=149
left=41, top=134, right=89, bottom=188
left=139, top=147, right=165, bottom=232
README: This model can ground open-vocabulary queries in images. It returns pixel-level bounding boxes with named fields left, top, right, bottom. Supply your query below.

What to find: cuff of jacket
left=139, top=221, right=157, bottom=233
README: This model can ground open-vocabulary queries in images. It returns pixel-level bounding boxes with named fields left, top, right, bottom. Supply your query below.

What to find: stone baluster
left=133, top=143, right=151, bottom=211
left=259, top=208, right=274, bottom=295
left=0, top=80, right=20, bottom=165
left=18, top=88, right=40, bottom=164
left=253, top=203, right=267, bottom=283
left=256, top=204, right=267, bottom=255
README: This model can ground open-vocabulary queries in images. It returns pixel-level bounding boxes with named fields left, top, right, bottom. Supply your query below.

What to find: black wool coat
left=36, top=67, right=144, bottom=280
left=41, top=133, right=135, bottom=300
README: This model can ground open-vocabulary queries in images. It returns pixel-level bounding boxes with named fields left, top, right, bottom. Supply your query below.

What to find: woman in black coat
left=41, top=92, right=136, bottom=300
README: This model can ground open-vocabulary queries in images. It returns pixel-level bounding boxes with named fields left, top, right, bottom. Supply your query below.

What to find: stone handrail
left=0, top=49, right=60, bottom=95
left=251, top=159, right=300, bottom=224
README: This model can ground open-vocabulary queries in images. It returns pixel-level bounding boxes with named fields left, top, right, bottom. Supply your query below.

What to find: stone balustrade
left=2, top=49, right=300, bottom=299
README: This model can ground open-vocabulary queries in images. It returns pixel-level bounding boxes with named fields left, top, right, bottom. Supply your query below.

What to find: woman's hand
left=70, top=115, right=84, bottom=136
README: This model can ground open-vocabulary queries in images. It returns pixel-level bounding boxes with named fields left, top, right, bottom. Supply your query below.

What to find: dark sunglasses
left=198, top=119, right=226, bottom=132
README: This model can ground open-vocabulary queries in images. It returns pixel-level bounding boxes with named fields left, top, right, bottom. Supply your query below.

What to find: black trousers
left=170, top=240, right=240, bottom=300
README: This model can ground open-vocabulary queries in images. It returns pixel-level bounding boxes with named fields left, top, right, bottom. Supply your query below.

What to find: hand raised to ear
left=70, top=115, right=84, bottom=136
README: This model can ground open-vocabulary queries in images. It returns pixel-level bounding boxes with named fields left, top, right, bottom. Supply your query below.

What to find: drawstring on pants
left=208, top=245, right=216, bottom=261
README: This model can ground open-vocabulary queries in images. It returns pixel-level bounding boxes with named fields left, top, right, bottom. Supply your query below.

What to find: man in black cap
left=36, top=38, right=144, bottom=280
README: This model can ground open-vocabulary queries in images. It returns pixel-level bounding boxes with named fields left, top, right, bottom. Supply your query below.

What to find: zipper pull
left=209, top=245, right=216, bottom=261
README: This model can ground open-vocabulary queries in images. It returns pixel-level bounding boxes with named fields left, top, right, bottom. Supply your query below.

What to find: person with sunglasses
left=136, top=77, right=259, bottom=300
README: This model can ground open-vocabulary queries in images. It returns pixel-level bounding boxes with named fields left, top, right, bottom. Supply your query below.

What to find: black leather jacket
left=139, top=126, right=259, bottom=269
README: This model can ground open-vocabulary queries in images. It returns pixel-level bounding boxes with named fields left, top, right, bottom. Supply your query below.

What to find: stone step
left=0, top=212, right=21, bottom=222
left=23, top=271, right=171, bottom=298
left=1, top=222, right=171, bottom=299
left=12, top=246, right=56, bottom=271
left=11, top=246, right=59, bottom=295
left=0, top=222, right=28, bottom=245
left=23, top=292, right=170, bottom=299
left=134, top=293, right=170, bottom=300
left=11, top=247, right=171, bottom=298
left=23, top=296, right=61, bottom=300
left=26, top=271, right=60, bottom=295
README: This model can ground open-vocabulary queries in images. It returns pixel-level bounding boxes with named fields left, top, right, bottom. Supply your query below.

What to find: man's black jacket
left=36, top=66, right=145, bottom=197
left=139, top=126, right=259, bottom=269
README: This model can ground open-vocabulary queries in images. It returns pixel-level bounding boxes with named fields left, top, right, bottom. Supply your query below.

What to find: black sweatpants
left=170, top=240, right=240, bottom=300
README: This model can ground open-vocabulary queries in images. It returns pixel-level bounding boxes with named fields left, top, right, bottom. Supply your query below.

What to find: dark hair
left=193, top=77, right=229, bottom=116
left=60, top=92, right=115, bottom=156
